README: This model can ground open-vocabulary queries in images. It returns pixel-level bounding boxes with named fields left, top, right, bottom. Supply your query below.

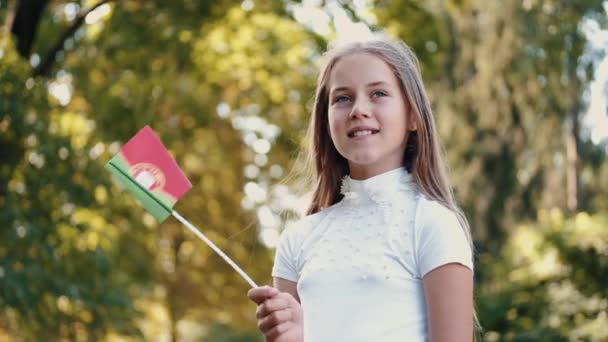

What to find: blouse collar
left=340, top=167, right=415, bottom=203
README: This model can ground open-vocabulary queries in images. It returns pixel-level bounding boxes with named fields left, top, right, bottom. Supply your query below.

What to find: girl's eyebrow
left=330, top=81, right=391, bottom=94
left=365, top=81, right=390, bottom=88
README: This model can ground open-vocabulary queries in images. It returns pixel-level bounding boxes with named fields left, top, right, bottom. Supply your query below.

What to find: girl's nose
left=349, top=99, right=372, bottom=119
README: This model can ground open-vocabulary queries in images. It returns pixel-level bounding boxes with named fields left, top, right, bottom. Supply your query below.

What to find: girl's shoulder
left=283, top=202, right=340, bottom=237
left=415, top=195, right=458, bottom=222
left=274, top=203, right=340, bottom=264
left=412, top=194, right=474, bottom=275
left=413, top=194, right=466, bottom=238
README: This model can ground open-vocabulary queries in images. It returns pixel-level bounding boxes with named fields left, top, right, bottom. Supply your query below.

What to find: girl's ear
left=407, top=111, right=418, bottom=132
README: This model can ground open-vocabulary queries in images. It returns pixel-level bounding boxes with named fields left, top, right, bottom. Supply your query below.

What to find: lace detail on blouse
left=339, top=167, right=417, bottom=224
left=340, top=168, right=414, bottom=200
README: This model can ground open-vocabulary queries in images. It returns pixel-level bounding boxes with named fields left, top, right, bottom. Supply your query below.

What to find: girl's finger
left=256, top=297, right=289, bottom=319
left=248, top=286, right=279, bottom=304
left=265, top=322, right=291, bottom=341
left=259, top=311, right=293, bottom=336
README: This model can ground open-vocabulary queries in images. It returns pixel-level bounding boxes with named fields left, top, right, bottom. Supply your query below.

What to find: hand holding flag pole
left=105, top=126, right=258, bottom=288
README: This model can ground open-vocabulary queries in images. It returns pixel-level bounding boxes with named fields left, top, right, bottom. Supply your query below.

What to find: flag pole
left=171, top=210, right=258, bottom=288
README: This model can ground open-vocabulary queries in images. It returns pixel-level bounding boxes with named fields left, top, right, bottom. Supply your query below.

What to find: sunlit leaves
left=0, top=33, right=147, bottom=339
left=478, top=209, right=608, bottom=341
left=3, top=0, right=608, bottom=340
left=193, top=7, right=315, bottom=106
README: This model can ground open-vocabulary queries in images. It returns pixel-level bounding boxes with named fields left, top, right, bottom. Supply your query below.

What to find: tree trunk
left=10, top=0, right=49, bottom=57
left=566, top=108, right=580, bottom=212
left=2, top=0, right=17, bottom=40
left=165, top=230, right=184, bottom=342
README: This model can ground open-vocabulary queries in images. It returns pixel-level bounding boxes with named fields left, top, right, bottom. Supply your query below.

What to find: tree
left=2, top=0, right=607, bottom=340
left=0, top=38, right=150, bottom=339
left=369, top=0, right=608, bottom=339
left=372, top=0, right=607, bottom=247
left=1, top=0, right=319, bottom=339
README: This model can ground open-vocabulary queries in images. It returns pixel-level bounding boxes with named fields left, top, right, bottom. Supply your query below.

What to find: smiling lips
left=347, top=126, right=380, bottom=138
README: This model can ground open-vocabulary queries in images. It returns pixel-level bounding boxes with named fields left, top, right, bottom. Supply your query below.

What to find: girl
left=248, top=35, right=475, bottom=342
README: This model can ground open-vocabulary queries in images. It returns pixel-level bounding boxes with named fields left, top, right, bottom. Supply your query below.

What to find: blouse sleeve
left=414, top=198, right=474, bottom=278
left=271, top=221, right=302, bottom=282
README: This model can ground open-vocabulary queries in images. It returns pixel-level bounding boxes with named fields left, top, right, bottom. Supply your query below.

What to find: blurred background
left=1, top=0, right=607, bottom=341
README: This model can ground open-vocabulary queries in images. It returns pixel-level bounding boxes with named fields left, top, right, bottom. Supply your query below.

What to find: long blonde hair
left=301, top=33, right=479, bottom=338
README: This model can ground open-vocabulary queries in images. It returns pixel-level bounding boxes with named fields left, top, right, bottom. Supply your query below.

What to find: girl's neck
left=348, top=163, right=405, bottom=180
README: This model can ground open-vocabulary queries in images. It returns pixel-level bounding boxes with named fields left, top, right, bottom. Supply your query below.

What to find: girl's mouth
left=348, top=128, right=380, bottom=138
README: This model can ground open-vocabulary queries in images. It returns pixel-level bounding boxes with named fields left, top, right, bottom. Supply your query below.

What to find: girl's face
left=327, top=52, right=415, bottom=180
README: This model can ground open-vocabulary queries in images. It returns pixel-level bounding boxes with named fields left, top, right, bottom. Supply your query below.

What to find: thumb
left=247, top=286, right=279, bottom=305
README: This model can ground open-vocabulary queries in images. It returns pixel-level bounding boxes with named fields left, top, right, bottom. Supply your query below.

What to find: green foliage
left=373, top=0, right=608, bottom=247
left=4, top=0, right=314, bottom=339
left=203, top=323, right=264, bottom=342
left=1, top=0, right=607, bottom=340
left=478, top=209, right=608, bottom=341
left=0, top=40, right=150, bottom=339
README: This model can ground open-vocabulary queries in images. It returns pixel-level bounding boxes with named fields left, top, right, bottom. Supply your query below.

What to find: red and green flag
left=105, top=126, right=258, bottom=288
left=105, top=125, right=192, bottom=222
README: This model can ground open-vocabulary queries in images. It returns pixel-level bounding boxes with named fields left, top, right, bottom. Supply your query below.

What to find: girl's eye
left=372, top=90, right=388, bottom=98
left=334, top=95, right=351, bottom=103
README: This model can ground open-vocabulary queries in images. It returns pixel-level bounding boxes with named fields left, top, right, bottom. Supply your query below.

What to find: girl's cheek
left=328, top=109, right=346, bottom=121
left=327, top=117, right=339, bottom=132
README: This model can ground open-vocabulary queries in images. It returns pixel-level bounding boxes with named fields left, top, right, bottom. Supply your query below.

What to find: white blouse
left=272, top=167, right=473, bottom=342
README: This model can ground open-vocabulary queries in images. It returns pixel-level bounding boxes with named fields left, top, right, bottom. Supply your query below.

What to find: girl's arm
left=273, top=277, right=300, bottom=302
left=423, top=263, right=474, bottom=342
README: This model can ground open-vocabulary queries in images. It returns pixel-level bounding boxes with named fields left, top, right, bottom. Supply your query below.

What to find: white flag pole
left=171, top=210, right=258, bottom=288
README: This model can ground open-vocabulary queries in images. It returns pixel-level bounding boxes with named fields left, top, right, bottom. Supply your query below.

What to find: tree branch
left=33, top=0, right=114, bottom=77
left=439, top=2, right=459, bottom=89
left=10, top=0, right=49, bottom=57
left=2, top=0, right=18, bottom=43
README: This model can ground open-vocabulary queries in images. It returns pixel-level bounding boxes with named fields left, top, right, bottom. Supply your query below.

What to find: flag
left=105, top=126, right=258, bottom=287
left=105, top=126, right=192, bottom=222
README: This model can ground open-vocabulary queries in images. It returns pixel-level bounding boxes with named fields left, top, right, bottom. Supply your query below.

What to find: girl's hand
left=248, top=286, right=304, bottom=342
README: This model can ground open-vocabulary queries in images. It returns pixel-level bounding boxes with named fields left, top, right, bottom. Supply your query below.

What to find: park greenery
left=1, top=0, right=607, bottom=341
